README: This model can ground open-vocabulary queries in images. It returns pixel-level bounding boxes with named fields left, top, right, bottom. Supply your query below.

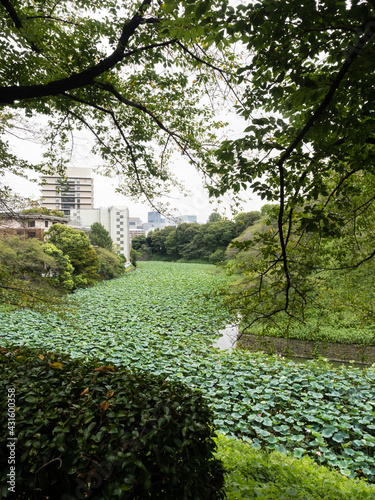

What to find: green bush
left=0, top=346, right=225, bottom=499
left=130, top=247, right=142, bottom=267
left=216, top=434, right=375, bottom=499
left=209, top=249, right=226, bottom=264
left=95, top=247, right=126, bottom=279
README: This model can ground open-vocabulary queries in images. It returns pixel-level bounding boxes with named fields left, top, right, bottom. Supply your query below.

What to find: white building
left=41, top=167, right=94, bottom=216
left=69, top=206, right=130, bottom=259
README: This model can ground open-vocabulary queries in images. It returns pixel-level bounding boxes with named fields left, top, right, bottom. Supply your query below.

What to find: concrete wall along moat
left=237, top=334, right=375, bottom=365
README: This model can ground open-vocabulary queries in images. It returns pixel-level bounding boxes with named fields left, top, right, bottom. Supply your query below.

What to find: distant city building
left=144, top=212, right=198, bottom=232
left=0, top=213, right=70, bottom=241
left=176, top=215, right=197, bottom=224
left=69, top=206, right=130, bottom=259
left=41, top=167, right=94, bottom=216
left=129, top=229, right=146, bottom=241
left=129, top=217, right=145, bottom=241
left=148, top=211, right=162, bottom=224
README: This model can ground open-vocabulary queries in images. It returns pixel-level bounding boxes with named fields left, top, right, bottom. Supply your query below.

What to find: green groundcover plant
left=216, top=434, right=375, bottom=499
left=0, top=346, right=225, bottom=499
left=0, top=262, right=374, bottom=483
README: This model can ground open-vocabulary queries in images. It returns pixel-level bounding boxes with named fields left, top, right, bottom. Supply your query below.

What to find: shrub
left=95, top=247, right=125, bottom=279
left=0, top=346, right=225, bottom=500
left=216, top=434, right=375, bottom=499
left=209, top=249, right=226, bottom=264
left=130, top=247, right=142, bottom=267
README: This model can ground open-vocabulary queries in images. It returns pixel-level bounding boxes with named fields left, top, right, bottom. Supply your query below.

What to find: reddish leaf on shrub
left=94, top=366, right=115, bottom=372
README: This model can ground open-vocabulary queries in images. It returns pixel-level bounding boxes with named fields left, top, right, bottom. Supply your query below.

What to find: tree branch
left=0, top=0, right=41, bottom=53
left=0, top=0, right=152, bottom=104
left=276, top=19, right=375, bottom=310
left=61, top=95, right=167, bottom=212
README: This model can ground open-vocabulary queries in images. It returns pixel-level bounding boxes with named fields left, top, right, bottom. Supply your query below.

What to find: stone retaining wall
left=237, top=334, right=375, bottom=365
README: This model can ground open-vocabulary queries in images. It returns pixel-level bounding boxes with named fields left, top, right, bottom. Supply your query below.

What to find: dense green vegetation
left=0, top=222, right=126, bottom=310
left=2, top=0, right=375, bottom=343
left=89, top=222, right=114, bottom=251
left=132, top=212, right=261, bottom=262
left=21, top=207, right=65, bottom=218
left=217, top=435, right=375, bottom=500
left=45, top=224, right=100, bottom=288
left=0, top=345, right=224, bottom=499
left=2, top=1, right=375, bottom=493
left=0, top=236, right=73, bottom=311
left=1, top=262, right=375, bottom=487
left=226, top=212, right=375, bottom=347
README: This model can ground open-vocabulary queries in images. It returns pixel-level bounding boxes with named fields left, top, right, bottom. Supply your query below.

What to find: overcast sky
left=4, top=112, right=264, bottom=224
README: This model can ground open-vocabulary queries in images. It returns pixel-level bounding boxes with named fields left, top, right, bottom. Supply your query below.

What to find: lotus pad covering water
left=1, top=262, right=375, bottom=483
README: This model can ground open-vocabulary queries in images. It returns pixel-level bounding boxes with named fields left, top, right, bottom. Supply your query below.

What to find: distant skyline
left=0, top=168, right=266, bottom=223
left=4, top=166, right=263, bottom=224
left=3, top=112, right=264, bottom=223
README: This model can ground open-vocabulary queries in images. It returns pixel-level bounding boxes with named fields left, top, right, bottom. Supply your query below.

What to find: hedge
left=0, top=346, right=225, bottom=499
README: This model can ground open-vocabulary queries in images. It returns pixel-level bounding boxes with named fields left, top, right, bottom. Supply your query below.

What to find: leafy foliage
left=89, top=223, right=113, bottom=251
left=208, top=212, right=223, bottom=223
left=45, top=224, right=100, bottom=288
left=234, top=212, right=261, bottom=236
left=95, top=247, right=125, bottom=280
left=0, top=0, right=235, bottom=209
left=0, top=236, right=73, bottom=310
left=130, top=247, right=142, bottom=267
left=131, top=235, right=147, bottom=252
left=0, top=345, right=225, bottom=499
left=21, top=207, right=65, bottom=218
left=138, top=218, right=247, bottom=262
left=205, top=0, right=375, bottom=326
left=216, top=434, right=375, bottom=499
left=1, top=262, right=375, bottom=482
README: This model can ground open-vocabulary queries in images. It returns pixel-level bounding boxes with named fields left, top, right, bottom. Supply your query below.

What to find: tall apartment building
left=41, top=167, right=94, bottom=216
left=69, top=206, right=130, bottom=259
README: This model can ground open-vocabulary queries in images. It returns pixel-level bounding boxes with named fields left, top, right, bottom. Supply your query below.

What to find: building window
left=129, top=221, right=135, bottom=226
left=27, top=221, right=35, bottom=228
left=27, top=232, right=36, bottom=238
left=45, top=221, right=49, bottom=228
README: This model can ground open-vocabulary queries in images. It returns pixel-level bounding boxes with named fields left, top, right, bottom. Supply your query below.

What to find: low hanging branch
left=276, top=18, right=375, bottom=310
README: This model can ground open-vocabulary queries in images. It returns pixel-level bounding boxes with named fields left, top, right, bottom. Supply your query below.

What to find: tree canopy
left=2, top=0, right=375, bottom=325
left=45, top=224, right=100, bottom=287
left=204, top=0, right=375, bottom=327
left=0, top=236, right=73, bottom=310
left=88, top=222, right=113, bottom=251
left=0, top=0, right=234, bottom=210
